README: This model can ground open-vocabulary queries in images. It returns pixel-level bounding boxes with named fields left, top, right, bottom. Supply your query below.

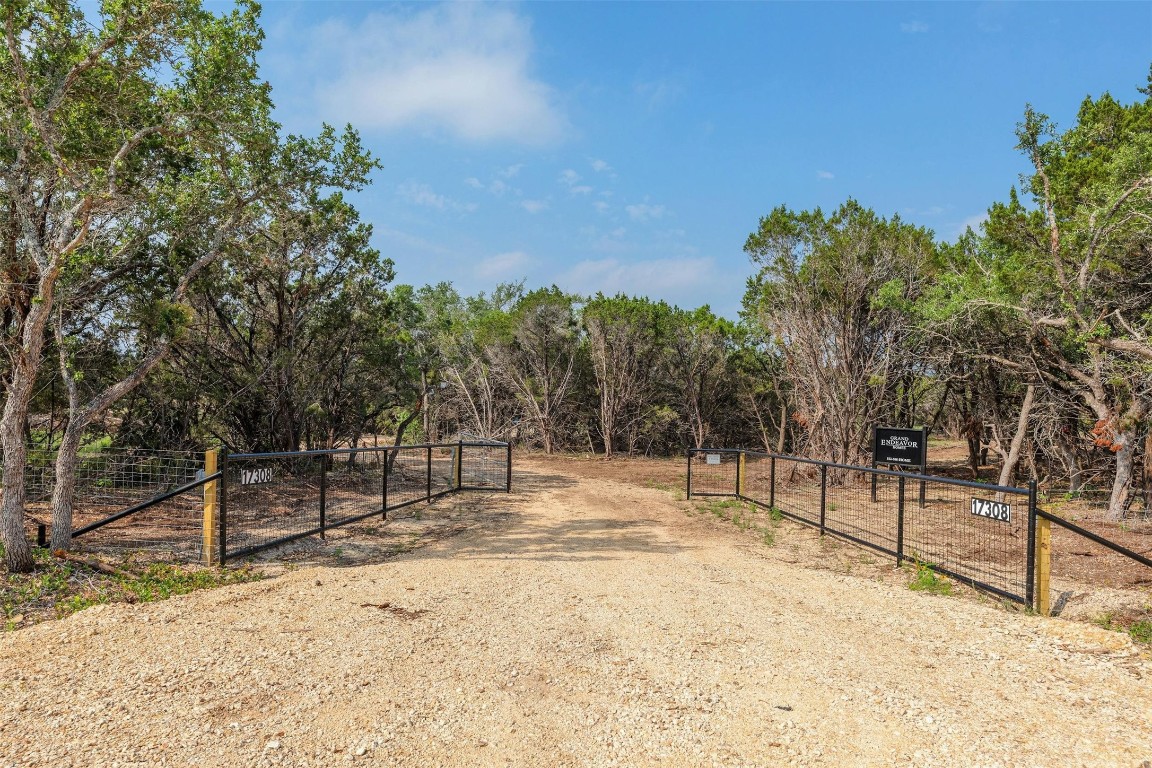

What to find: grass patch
left=2, top=548, right=261, bottom=631
left=697, top=499, right=779, bottom=545
left=704, top=499, right=744, bottom=521
left=645, top=479, right=680, bottom=496
left=907, top=562, right=952, bottom=596
left=1095, top=612, right=1152, bottom=646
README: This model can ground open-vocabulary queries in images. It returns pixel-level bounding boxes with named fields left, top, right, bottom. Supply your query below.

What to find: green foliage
left=743, top=199, right=938, bottom=464
left=907, top=562, right=952, bottom=596
left=1094, top=612, right=1152, bottom=646
left=1, top=549, right=261, bottom=630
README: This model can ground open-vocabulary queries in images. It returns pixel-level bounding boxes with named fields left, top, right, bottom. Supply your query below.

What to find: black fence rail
left=222, top=441, right=511, bottom=563
left=688, top=448, right=1035, bottom=605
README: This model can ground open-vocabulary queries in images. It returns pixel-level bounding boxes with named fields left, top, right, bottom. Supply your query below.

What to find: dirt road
left=2, top=459, right=1150, bottom=767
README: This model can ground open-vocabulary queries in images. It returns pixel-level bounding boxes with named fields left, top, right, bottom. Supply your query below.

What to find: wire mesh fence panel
left=15, top=448, right=203, bottom=526
left=226, top=454, right=325, bottom=558
left=767, top=456, right=822, bottom=528
left=431, top=446, right=457, bottom=496
left=385, top=447, right=431, bottom=512
left=902, top=481, right=1030, bottom=601
left=459, top=444, right=509, bottom=490
left=1044, top=514, right=1152, bottom=594
left=692, top=448, right=1034, bottom=603
left=824, top=467, right=900, bottom=557
left=688, top=450, right=739, bottom=496
left=326, top=450, right=386, bottom=527
left=741, top=452, right=773, bottom=505
left=72, top=490, right=207, bottom=563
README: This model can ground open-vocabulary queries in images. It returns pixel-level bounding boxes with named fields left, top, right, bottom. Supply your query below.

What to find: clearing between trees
left=1, top=457, right=1149, bottom=767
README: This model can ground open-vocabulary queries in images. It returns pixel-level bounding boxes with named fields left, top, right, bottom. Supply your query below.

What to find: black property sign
left=873, top=426, right=928, bottom=469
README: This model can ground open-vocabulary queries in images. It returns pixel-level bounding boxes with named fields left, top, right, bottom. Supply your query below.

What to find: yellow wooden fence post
left=737, top=452, right=746, bottom=497
left=203, top=449, right=218, bottom=566
left=1036, top=516, right=1051, bottom=616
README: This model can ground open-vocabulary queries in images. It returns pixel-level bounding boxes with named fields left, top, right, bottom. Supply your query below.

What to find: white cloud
left=561, top=256, right=716, bottom=297
left=520, top=199, right=548, bottom=214
left=590, top=158, right=613, bottom=174
left=310, top=4, right=565, bottom=143
left=376, top=227, right=451, bottom=255
left=592, top=200, right=610, bottom=214
left=558, top=169, right=581, bottom=187
left=903, top=205, right=947, bottom=217
left=464, top=177, right=484, bottom=189
left=900, top=21, right=930, bottom=33
left=635, top=78, right=682, bottom=111
left=625, top=203, right=667, bottom=222
left=816, top=170, right=835, bottom=180
left=951, top=212, right=989, bottom=239
left=398, top=182, right=477, bottom=212
left=498, top=164, right=524, bottom=179
left=476, top=251, right=532, bottom=280
left=559, top=169, right=593, bottom=196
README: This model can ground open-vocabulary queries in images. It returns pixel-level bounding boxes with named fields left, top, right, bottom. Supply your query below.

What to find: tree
left=488, top=287, right=579, bottom=454
left=667, top=306, right=735, bottom=450
left=425, top=283, right=520, bottom=441
left=1, top=0, right=274, bottom=569
left=171, top=128, right=383, bottom=454
left=743, top=200, right=937, bottom=468
left=978, top=77, right=1152, bottom=518
left=582, top=294, right=669, bottom=457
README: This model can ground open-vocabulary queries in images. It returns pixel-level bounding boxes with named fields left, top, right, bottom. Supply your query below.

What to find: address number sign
left=240, top=467, right=274, bottom=486
left=970, top=497, right=1011, bottom=523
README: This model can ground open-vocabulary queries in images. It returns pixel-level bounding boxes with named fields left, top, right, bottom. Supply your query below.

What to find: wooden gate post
left=1036, top=516, right=1051, bottom=616
left=202, top=449, right=218, bottom=565
left=737, top=452, right=746, bottom=497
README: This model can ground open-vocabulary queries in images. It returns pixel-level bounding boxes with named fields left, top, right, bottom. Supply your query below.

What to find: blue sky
left=250, top=1, right=1151, bottom=318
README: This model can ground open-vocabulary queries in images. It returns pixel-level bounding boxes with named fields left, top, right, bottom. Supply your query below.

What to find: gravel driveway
left=2, top=460, right=1150, bottom=767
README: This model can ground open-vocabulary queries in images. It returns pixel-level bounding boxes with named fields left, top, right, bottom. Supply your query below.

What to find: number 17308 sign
left=971, top=498, right=1011, bottom=523
left=240, top=467, right=274, bottom=486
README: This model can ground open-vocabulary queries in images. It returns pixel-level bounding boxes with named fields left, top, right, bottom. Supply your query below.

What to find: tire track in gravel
left=1, top=459, right=1150, bottom=767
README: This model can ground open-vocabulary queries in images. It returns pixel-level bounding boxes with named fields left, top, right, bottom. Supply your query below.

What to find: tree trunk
left=1, top=376, right=35, bottom=572
left=0, top=298, right=54, bottom=572
left=1143, top=430, right=1152, bottom=513
left=386, top=399, right=423, bottom=475
left=420, top=370, right=431, bottom=442
left=996, top=384, right=1035, bottom=501
left=48, top=422, right=84, bottom=551
left=1056, top=436, right=1083, bottom=493
left=1105, top=431, right=1136, bottom=522
left=776, top=399, right=788, bottom=454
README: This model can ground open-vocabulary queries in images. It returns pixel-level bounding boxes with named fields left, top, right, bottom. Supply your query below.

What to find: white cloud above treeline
left=476, top=251, right=533, bottom=280
left=309, top=4, right=566, bottom=144
left=561, top=256, right=716, bottom=297
left=625, top=203, right=667, bottom=222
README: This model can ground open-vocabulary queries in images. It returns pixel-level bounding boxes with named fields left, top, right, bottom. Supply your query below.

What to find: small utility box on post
left=202, top=448, right=218, bottom=565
